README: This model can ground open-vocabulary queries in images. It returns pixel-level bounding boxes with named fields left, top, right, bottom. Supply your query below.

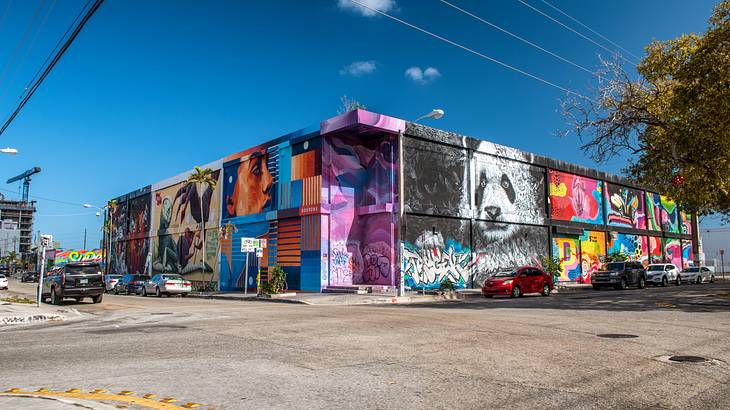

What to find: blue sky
left=0, top=0, right=721, bottom=249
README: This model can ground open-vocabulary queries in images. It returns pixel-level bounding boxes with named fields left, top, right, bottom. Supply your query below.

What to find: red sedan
left=482, top=266, right=554, bottom=298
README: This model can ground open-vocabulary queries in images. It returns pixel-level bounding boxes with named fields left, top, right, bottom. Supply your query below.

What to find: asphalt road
left=2, top=279, right=730, bottom=409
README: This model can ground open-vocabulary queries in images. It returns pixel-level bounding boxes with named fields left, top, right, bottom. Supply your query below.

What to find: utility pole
left=83, top=228, right=87, bottom=249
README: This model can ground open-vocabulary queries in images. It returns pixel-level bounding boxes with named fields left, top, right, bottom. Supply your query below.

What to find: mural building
left=106, top=110, right=698, bottom=291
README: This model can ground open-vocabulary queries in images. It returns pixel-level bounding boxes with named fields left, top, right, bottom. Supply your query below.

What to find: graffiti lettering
left=402, top=242, right=472, bottom=290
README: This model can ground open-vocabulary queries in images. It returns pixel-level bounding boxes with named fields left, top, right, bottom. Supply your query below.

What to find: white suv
left=680, top=266, right=715, bottom=284
left=646, top=264, right=681, bottom=286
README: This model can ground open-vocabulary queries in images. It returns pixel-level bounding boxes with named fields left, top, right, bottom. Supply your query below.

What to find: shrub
left=440, top=277, right=456, bottom=291
left=540, top=256, right=563, bottom=281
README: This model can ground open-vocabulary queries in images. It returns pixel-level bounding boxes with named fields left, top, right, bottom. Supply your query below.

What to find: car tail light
left=184, top=281, right=191, bottom=287
left=165, top=281, right=175, bottom=286
left=61, top=273, right=65, bottom=285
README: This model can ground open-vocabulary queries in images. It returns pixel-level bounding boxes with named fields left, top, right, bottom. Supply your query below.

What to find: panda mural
left=471, top=152, right=548, bottom=286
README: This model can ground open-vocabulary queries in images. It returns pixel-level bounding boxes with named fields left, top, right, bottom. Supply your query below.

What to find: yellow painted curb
left=0, top=390, right=201, bottom=409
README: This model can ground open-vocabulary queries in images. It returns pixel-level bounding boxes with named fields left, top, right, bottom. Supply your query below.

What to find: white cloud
left=340, top=60, right=378, bottom=76
left=337, top=0, right=397, bottom=17
left=405, top=66, right=441, bottom=84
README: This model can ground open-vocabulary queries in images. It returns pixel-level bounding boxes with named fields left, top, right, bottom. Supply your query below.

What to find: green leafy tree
left=604, top=251, right=630, bottom=263
left=561, top=1, right=730, bottom=220
left=540, top=256, right=563, bottom=282
left=337, top=95, right=367, bottom=114
left=187, top=166, right=218, bottom=290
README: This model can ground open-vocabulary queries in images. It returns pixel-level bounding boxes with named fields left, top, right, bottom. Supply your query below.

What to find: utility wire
left=0, top=0, right=13, bottom=32
left=0, top=0, right=46, bottom=90
left=348, top=0, right=588, bottom=99
left=540, top=0, right=640, bottom=61
left=515, top=0, right=638, bottom=66
left=438, top=0, right=597, bottom=77
left=0, top=187, right=92, bottom=208
left=0, top=0, right=104, bottom=137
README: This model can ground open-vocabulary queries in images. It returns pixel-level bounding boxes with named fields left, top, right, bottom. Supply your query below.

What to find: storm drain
left=669, top=355, right=707, bottom=363
left=597, top=333, right=639, bottom=339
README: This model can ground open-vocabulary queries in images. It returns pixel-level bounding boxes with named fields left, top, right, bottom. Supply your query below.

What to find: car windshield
left=0, top=274, right=5, bottom=278
left=161, top=275, right=183, bottom=280
left=647, top=265, right=664, bottom=271
left=493, top=270, right=518, bottom=277
left=605, top=262, right=625, bottom=271
left=108, top=275, right=122, bottom=279
left=684, top=268, right=700, bottom=272
left=66, top=265, right=102, bottom=275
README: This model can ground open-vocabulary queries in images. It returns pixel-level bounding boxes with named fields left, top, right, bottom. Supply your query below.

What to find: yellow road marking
left=66, top=388, right=81, bottom=393
left=144, top=393, right=158, bottom=399
left=118, top=390, right=134, bottom=395
left=0, top=390, right=200, bottom=409
left=92, top=389, right=108, bottom=393
left=182, top=403, right=202, bottom=408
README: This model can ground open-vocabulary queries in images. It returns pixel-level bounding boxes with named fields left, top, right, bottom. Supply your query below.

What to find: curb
left=0, top=313, right=64, bottom=326
left=185, top=293, right=308, bottom=304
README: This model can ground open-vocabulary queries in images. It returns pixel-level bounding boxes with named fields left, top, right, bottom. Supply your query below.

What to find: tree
left=337, top=95, right=367, bottom=114
left=604, top=251, right=629, bottom=263
left=561, top=1, right=730, bottom=220
left=187, top=166, right=218, bottom=290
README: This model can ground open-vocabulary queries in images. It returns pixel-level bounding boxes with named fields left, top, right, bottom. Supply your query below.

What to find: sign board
left=241, top=237, right=259, bottom=252
left=259, top=238, right=267, bottom=248
left=721, top=249, right=725, bottom=256
left=41, top=234, right=53, bottom=247
left=256, top=248, right=264, bottom=258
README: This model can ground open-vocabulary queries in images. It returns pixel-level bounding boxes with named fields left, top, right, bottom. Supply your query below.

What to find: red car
left=482, top=266, right=554, bottom=298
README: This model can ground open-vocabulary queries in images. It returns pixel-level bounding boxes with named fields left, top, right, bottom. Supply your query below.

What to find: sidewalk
left=0, top=295, right=84, bottom=327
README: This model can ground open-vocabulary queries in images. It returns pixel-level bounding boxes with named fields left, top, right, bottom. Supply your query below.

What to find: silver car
left=680, top=267, right=715, bottom=284
left=646, top=264, right=681, bottom=286
left=104, top=274, right=123, bottom=292
left=141, top=274, right=192, bottom=297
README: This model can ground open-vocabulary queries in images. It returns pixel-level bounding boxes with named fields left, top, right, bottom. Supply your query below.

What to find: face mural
left=403, top=138, right=469, bottom=217
left=664, top=238, right=682, bottom=268
left=472, top=222, right=547, bottom=286
left=128, top=194, right=150, bottom=237
left=224, top=149, right=274, bottom=218
left=549, top=171, right=604, bottom=224
left=645, top=193, right=662, bottom=231
left=660, top=196, right=679, bottom=233
left=402, top=215, right=473, bottom=290
left=608, top=232, right=649, bottom=267
left=649, top=236, right=663, bottom=263
left=126, top=237, right=149, bottom=275
left=473, top=153, right=546, bottom=226
left=552, top=236, right=581, bottom=282
left=580, top=231, right=605, bottom=283
left=682, top=240, right=694, bottom=268
left=605, top=183, right=646, bottom=229
left=680, top=210, right=693, bottom=235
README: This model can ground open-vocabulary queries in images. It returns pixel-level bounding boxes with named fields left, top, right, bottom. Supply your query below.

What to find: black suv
left=591, top=261, right=646, bottom=290
left=40, top=263, right=104, bottom=304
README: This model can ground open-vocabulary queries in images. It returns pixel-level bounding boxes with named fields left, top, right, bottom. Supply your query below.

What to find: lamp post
left=85, top=203, right=110, bottom=274
left=397, top=109, right=445, bottom=297
left=1, top=147, right=18, bottom=155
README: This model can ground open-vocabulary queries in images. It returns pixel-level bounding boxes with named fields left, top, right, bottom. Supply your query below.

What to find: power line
left=0, top=0, right=13, bottom=31
left=515, top=0, right=638, bottom=65
left=0, top=187, right=90, bottom=207
left=348, top=0, right=588, bottom=99
left=0, top=0, right=46, bottom=90
left=0, top=0, right=104, bottom=137
left=540, top=0, right=640, bottom=61
left=438, top=0, right=597, bottom=77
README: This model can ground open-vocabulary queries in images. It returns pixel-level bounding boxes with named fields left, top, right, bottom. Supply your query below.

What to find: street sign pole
left=244, top=252, right=249, bottom=296
left=37, top=234, right=51, bottom=307
left=721, top=249, right=725, bottom=280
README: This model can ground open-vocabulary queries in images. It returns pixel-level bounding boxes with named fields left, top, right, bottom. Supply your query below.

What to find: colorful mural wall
left=605, top=183, right=646, bottom=229
left=549, top=170, right=604, bottom=224
left=649, top=236, right=663, bottom=263
left=579, top=230, right=605, bottom=283
left=660, top=196, right=679, bottom=234
left=680, top=210, right=693, bottom=235
left=645, top=193, right=662, bottom=231
left=607, top=232, right=649, bottom=266
left=664, top=238, right=682, bottom=268
left=682, top=240, right=694, bottom=268
left=552, top=236, right=581, bottom=282
left=54, top=249, right=104, bottom=266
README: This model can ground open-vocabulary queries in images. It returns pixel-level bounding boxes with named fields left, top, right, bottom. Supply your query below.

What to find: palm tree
left=187, top=166, right=217, bottom=290
left=103, top=199, right=118, bottom=274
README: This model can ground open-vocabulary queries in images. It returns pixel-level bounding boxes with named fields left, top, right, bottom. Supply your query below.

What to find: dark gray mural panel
left=472, top=221, right=548, bottom=286
left=473, top=153, right=546, bottom=224
left=403, top=137, right=469, bottom=217
left=402, top=215, right=472, bottom=290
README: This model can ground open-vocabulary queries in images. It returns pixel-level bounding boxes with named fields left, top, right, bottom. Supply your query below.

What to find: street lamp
left=1, top=147, right=18, bottom=155
left=396, top=109, right=445, bottom=298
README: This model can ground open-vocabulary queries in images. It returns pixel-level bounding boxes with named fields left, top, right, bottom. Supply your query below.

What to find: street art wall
left=472, top=222, right=547, bottom=286
left=680, top=210, right=693, bottom=235
left=605, top=183, right=646, bottom=229
left=403, top=138, right=470, bottom=218
left=664, top=238, right=682, bottom=268
left=646, top=193, right=662, bottom=231
left=53, top=249, right=104, bottom=266
left=660, top=196, right=679, bottom=234
left=580, top=231, right=605, bottom=283
left=549, top=170, right=604, bottom=224
left=607, top=232, right=649, bottom=266
left=473, top=153, right=546, bottom=224
left=682, top=240, right=694, bottom=268
left=649, top=236, right=663, bottom=263
left=552, top=236, right=581, bottom=282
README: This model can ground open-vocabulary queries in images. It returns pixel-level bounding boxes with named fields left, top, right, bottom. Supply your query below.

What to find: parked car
left=591, top=261, right=646, bottom=290
left=0, top=274, right=8, bottom=290
left=21, top=271, right=38, bottom=283
left=646, top=263, right=681, bottom=286
left=680, top=267, right=715, bottom=284
left=40, top=263, right=104, bottom=305
left=482, top=266, right=553, bottom=298
left=113, top=274, right=149, bottom=295
left=141, top=274, right=192, bottom=297
left=104, top=274, right=123, bottom=292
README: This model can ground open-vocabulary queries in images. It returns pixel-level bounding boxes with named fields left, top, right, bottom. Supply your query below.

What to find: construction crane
left=6, top=167, right=41, bottom=202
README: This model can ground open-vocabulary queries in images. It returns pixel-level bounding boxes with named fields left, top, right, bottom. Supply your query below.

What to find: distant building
left=700, top=227, right=730, bottom=272
left=0, top=196, right=36, bottom=256
left=0, top=219, right=20, bottom=257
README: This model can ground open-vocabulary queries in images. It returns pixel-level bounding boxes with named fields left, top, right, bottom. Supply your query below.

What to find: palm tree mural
left=187, top=166, right=218, bottom=289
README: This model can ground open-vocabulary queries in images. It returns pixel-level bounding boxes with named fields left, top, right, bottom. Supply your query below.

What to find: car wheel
left=75, top=298, right=83, bottom=303
left=592, top=285, right=602, bottom=290
left=696, top=276, right=702, bottom=285
left=113, top=288, right=119, bottom=295
left=155, top=287, right=161, bottom=297
left=615, top=278, right=627, bottom=290
left=483, top=294, right=493, bottom=298
left=661, top=276, right=669, bottom=287
left=676, top=276, right=682, bottom=286
left=50, top=287, right=59, bottom=305
left=638, top=276, right=646, bottom=289
left=142, top=287, right=147, bottom=297
left=510, top=286, right=522, bottom=298
left=541, top=284, right=551, bottom=296
left=180, top=293, right=187, bottom=298
left=92, top=294, right=103, bottom=304
left=710, top=275, right=715, bottom=283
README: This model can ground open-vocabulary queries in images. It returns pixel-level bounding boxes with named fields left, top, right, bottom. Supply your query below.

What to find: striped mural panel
left=277, top=218, right=301, bottom=266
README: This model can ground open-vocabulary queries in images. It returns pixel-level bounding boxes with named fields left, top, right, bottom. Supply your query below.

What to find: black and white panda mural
left=471, top=152, right=549, bottom=285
